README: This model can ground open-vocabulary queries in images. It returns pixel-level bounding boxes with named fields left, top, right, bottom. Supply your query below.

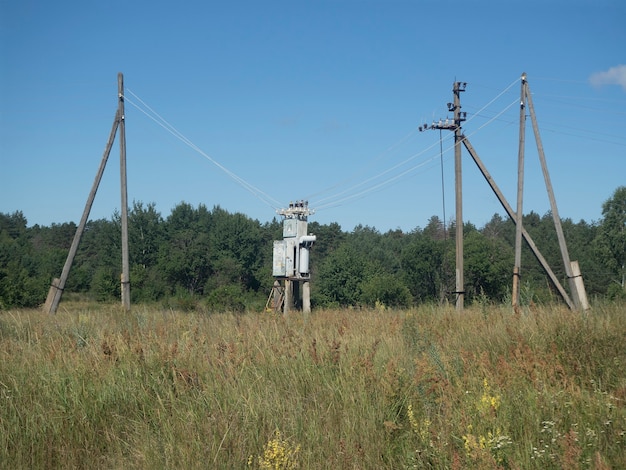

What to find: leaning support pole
left=461, top=136, right=575, bottom=310
left=524, top=82, right=580, bottom=309
left=44, top=111, right=121, bottom=314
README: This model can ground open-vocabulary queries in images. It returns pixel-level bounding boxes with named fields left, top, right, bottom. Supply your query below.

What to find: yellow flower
left=407, top=404, right=431, bottom=442
left=462, top=431, right=478, bottom=455
left=478, top=378, right=501, bottom=413
left=255, top=430, right=301, bottom=470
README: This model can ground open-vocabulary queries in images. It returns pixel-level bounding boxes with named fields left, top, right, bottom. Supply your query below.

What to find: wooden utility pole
left=44, top=73, right=130, bottom=314
left=421, top=82, right=467, bottom=310
left=453, top=82, right=466, bottom=311
left=118, top=73, right=131, bottom=311
left=512, top=73, right=527, bottom=310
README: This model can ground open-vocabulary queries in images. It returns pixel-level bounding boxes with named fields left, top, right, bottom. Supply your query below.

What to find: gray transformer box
left=273, top=238, right=297, bottom=277
left=283, top=219, right=297, bottom=238
left=272, top=241, right=286, bottom=276
left=283, top=219, right=308, bottom=239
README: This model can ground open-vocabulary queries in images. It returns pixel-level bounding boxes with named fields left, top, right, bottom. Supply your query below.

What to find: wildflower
left=478, top=378, right=501, bottom=414
left=252, top=430, right=300, bottom=470
left=462, top=425, right=511, bottom=463
left=407, top=404, right=431, bottom=442
left=462, top=431, right=480, bottom=455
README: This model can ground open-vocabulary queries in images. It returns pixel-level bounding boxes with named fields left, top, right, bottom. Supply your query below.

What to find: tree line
left=1, top=187, right=624, bottom=310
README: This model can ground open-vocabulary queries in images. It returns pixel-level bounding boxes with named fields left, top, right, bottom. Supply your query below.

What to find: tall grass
left=1, top=301, right=624, bottom=469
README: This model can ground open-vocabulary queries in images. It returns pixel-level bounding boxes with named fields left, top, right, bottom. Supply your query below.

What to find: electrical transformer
left=272, top=201, right=316, bottom=279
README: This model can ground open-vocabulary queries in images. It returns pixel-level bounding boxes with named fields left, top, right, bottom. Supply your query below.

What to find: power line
left=313, top=154, right=442, bottom=210
left=311, top=138, right=447, bottom=208
left=121, top=76, right=594, bottom=223
left=306, top=78, right=521, bottom=206
left=123, top=89, right=285, bottom=210
left=466, top=107, right=626, bottom=147
left=301, top=124, right=423, bottom=201
left=310, top=79, right=520, bottom=209
left=536, top=93, right=626, bottom=107
left=313, top=98, right=520, bottom=211
left=124, top=82, right=520, bottom=216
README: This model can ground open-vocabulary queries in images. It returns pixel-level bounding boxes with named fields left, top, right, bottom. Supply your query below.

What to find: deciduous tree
left=595, top=186, right=626, bottom=295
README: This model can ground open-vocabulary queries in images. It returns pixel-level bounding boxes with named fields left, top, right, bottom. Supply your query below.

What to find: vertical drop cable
left=440, top=129, right=447, bottom=239
left=440, top=129, right=449, bottom=304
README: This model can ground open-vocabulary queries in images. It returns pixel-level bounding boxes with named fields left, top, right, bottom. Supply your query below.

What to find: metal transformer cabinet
left=272, top=241, right=286, bottom=277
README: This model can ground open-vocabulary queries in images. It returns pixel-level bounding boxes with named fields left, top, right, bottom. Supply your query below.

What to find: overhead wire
left=123, top=89, right=285, bottom=211
left=306, top=78, right=521, bottom=206
left=466, top=97, right=626, bottom=146
left=301, top=124, right=423, bottom=201
left=525, top=93, right=626, bottom=143
left=311, top=135, right=450, bottom=208
left=313, top=153, right=442, bottom=210
left=313, top=97, right=520, bottom=211
left=312, top=79, right=519, bottom=208
left=120, top=75, right=550, bottom=219
left=311, top=77, right=521, bottom=211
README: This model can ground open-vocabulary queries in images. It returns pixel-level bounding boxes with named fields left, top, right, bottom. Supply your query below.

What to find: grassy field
left=1, top=301, right=625, bottom=469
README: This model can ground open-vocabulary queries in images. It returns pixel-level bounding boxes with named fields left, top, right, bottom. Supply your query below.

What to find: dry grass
left=1, top=301, right=625, bottom=469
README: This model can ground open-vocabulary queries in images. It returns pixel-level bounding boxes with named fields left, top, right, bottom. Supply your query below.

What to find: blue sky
left=1, top=0, right=625, bottom=233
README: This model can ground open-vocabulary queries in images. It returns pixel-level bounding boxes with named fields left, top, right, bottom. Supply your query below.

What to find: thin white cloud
left=589, top=64, right=626, bottom=91
left=317, top=118, right=349, bottom=134
left=277, top=115, right=300, bottom=128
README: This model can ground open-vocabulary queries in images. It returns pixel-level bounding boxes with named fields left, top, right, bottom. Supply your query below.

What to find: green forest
left=1, top=186, right=624, bottom=311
